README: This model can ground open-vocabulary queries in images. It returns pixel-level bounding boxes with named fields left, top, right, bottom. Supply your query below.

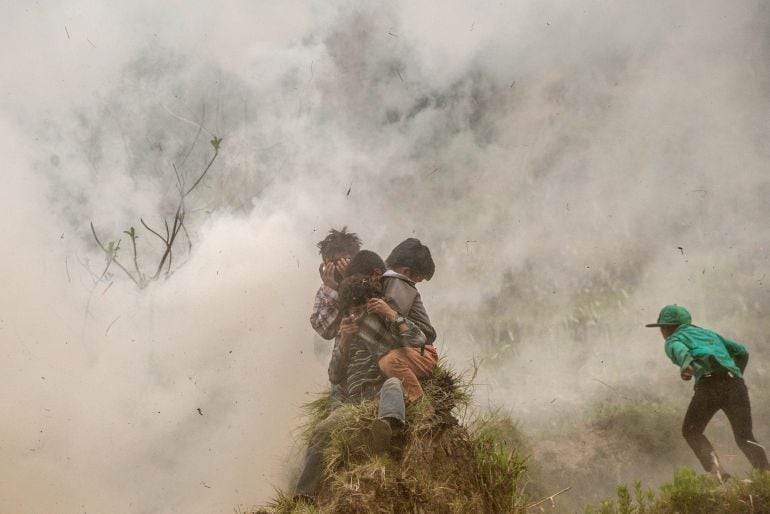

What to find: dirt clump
left=254, top=364, right=530, bottom=514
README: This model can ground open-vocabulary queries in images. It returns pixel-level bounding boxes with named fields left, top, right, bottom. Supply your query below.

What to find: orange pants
left=378, top=345, right=438, bottom=402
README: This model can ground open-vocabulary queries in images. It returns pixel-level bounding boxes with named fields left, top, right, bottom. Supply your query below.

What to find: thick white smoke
left=1, top=1, right=769, bottom=512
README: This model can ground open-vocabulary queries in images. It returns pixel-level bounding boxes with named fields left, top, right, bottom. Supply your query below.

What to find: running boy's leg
left=722, top=378, right=770, bottom=471
left=682, top=381, right=723, bottom=472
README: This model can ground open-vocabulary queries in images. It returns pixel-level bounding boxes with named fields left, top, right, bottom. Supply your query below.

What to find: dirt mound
left=253, top=364, right=531, bottom=514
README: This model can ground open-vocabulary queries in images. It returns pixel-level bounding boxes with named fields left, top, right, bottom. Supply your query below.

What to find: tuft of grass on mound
left=254, top=361, right=533, bottom=514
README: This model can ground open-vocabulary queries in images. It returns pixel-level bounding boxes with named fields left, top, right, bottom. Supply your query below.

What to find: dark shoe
left=709, top=467, right=731, bottom=484
left=708, top=452, right=730, bottom=484
left=389, top=417, right=405, bottom=438
left=371, top=418, right=393, bottom=452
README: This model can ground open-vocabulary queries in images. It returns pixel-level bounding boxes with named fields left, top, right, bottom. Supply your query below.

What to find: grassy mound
left=252, top=362, right=534, bottom=513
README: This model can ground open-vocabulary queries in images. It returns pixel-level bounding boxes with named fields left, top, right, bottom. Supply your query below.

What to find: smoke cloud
left=2, top=1, right=769, bottom=511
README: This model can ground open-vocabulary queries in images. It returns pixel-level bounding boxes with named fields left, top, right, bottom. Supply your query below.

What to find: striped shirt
left=329, top=313, right=426, bottom=402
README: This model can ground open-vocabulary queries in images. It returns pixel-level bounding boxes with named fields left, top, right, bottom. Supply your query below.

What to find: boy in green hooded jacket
left=648, top=304, right=769, bottom=480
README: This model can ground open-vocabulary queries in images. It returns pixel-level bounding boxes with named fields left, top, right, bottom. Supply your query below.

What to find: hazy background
left=1, top=1, right=769, bottom=512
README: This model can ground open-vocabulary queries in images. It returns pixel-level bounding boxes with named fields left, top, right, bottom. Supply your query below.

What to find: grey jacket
left=381, top=271, right=436, bottom=345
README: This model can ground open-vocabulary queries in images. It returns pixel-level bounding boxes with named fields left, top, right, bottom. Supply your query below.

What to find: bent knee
left=682, top=423, right=700, bottom=439
left=379, top=377, right=405, bottom=403
left=379, top=352, right=406, bottom=371
left=382, top=377, right=403, bottom=390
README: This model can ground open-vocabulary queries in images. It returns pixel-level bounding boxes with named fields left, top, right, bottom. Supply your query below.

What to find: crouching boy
left=377, top=238, right=439, bottom=402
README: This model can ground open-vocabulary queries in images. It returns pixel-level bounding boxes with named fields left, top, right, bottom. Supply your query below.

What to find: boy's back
left=382, top=270, right=436, bottom=344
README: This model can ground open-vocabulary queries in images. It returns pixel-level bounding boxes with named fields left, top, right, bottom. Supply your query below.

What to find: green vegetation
left=471, top=427, right=528, bottom=512
left=255, top=363, right=770, bottom=513
left=586, top=467, right=770, bottom=513
left=253, top=362, right=532, bottom=514
left=245, top=356, right=770, bottom=514
left=591, top=400, right=681, bottom=457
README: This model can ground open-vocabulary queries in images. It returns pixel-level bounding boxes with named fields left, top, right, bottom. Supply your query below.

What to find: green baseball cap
left=646, top=304, right=692, bottom=327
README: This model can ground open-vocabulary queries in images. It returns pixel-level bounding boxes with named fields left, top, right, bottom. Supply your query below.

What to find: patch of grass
left=591, top=400, right=680, bottom=456
left=585, top=467, right=770, bottom=513
left=323, top=401, right=379, bottom=473
left=257, top=490, right=322, bottom=514
left=471, top=429, right=528, bottom=512
left=298, top=393, right=332, bottom=442
left=469, top=409, right=531, bottom=454
left=421, top=357, right=474, bottom=415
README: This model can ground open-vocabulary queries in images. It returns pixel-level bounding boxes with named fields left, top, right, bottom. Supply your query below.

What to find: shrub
left=585, top=467, right=770, bottom=514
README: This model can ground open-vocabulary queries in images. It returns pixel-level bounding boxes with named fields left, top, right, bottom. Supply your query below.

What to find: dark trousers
left=682, top=375, right=770, bottom=472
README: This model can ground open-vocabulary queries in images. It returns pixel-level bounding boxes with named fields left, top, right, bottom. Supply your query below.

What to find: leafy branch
left=89, top=136, right=222, bottom=288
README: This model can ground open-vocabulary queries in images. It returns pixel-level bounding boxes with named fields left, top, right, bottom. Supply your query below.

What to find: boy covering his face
left=309, top=227, right=361, bottom=340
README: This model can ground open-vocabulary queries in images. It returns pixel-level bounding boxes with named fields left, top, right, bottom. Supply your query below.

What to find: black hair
left=338, top=274, right=383, bottom=315
left=385, top=238, right=435, bottom=280
left=343, top=250, right=385, bottom=278
left=316, top=227, right=361, bottom=260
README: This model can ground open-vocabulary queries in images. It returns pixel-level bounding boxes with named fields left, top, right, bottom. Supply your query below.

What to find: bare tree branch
left=125, top=227, right=143, bottom=285
left=140, top=218, right=167, bottom=244
left=89, top=121, right=221, bottom=288
left=173, top=162, right=184, bottom=193
left=185, top=140, right=220, bottom=196
left=180, top=220, right=193, bottom=252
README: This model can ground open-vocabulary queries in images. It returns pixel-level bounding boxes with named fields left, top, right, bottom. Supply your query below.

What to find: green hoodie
left=664, top=324, right=748, bottom=384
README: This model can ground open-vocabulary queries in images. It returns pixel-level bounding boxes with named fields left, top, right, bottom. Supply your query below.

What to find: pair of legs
left=682, top=375, right=770, bottom=475
left=378, top=345, right=438, bottom=402
left=295, top=378, right=405, bottom=497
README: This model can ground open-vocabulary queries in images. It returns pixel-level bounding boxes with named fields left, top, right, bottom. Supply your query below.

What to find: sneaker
left=371, top=418, right=393, bottom=452
left=709, top=468, right=731, bottom=484
left=389, top=417, right=405, bottom=438
left=709, top=452, right=730, bottom=484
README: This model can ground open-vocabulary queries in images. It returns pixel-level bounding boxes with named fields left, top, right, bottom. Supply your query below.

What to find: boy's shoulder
left=670, top=325, right=727, bottom=348
left=382, top=270, right=417, bottom=288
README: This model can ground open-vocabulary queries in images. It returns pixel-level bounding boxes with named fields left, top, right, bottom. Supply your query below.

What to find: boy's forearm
left=311, top=313, right=340, bottom=339
left=396, top=318, right=427, bottom=348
